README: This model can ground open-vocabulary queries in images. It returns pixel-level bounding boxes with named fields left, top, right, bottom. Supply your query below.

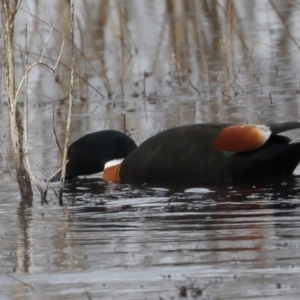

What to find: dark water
left=2, top=0, right=300, bottom=299
left=2, top=178, right=300, bottom=299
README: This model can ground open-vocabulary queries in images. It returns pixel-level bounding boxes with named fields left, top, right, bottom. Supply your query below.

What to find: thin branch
left=49, top=166, right=62, bottom=181
left=16, top=47, right=104, bottom=99
left=16, top=0, right=23, bottom=12
left=59, top=0, right=75, bottom=204
left=15, top=61, right=55, bottom=101
left=0, top=148, right=17, bottom=180
left=2, top=0, right=33, bottom=199
left=188, top=79, right=201, bottom=97
left=15, top=21, right=64, bottom=102
left=29, top=155, right=57, bottom=198
left=269, top=0, right=300, bottom=51
left=4, top=273, right=34, bottom=290
left=21, top=21, right=62, bottom=202
left=40, top=17, right=58, bottom=62
left=23, top=22, right=47, bottom=202
left=53, top=35, right=64, bottom=70
left=19, top=7, right=105, bottom=99
left=52, top=106, right=63, bottom=155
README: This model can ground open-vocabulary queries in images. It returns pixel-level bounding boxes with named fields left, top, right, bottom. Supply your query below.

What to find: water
left=2, top=180, right=300, bottom=299
left=1, top=0, right=300, bottom=299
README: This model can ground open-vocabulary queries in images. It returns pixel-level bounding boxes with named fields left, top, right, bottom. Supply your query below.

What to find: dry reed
left=59, top=0, right=75, bottom=205
left=1, top=0, right=33, bottom=200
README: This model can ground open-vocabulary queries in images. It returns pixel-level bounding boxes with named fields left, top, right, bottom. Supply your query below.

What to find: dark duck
left=63, top=122, right=300, bottom=186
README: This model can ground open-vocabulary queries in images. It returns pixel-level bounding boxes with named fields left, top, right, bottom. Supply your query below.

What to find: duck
left=64, top=122, right=300, bottom=186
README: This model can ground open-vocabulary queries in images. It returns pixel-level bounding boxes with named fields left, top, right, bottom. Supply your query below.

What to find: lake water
left=1, top=0, right=300, bottom=299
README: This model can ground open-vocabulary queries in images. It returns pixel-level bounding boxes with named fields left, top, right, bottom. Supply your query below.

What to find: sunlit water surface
left=2, top=0, right=300, bottom=299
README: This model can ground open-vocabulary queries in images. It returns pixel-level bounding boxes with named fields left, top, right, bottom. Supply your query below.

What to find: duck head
left=64, top=130, right=137, bottom=180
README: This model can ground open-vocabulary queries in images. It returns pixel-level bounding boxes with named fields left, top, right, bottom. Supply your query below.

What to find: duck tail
left=268, top=122, right=300, bottom=135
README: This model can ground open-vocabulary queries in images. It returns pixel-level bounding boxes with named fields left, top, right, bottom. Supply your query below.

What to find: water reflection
left=17, top=201, right=33, bottom=273
left=59, top=178, right=300, bottom=298
left=1, top=172, right=300, bottom=298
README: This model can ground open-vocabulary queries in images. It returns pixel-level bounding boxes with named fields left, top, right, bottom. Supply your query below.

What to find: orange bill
left=213, top=125, right=271, bottom=152
left=103, top=162, right=122, bottom=182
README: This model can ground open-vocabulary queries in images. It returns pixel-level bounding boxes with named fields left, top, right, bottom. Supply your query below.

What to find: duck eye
left=68, top=150, right=74, bottom=157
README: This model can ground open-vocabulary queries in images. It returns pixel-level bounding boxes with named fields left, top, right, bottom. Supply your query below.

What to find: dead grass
left=10, top=0, right=300, bottom=101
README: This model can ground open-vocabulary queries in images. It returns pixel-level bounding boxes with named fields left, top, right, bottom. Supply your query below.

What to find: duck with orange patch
left=62, top=122, right=300, bottom=186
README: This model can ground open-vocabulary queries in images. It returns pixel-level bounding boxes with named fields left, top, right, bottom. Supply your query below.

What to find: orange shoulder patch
left=103, top=159, right=123, bottom=182
left=213, top=125, right=271, bottom=152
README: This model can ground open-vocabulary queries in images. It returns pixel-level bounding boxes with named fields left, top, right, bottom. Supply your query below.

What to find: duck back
left=120, top=122, right=300, bottom=186
left=120, top=124, right=232, bottom=185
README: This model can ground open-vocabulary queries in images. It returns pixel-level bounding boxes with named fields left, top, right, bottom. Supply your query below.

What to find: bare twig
left=2, top=0, right=33, bottom=199
left=192, top=99, right=197, bottom=122
left=49, top=166, right=63, bottom=182
left=15, top=25, right=64, bottom=103
left=79, top=11, right=112, bottom=98
left=13, top=9, right=104, bottom=98
left=4, top=273, right=34, bottom=290
left=188, top=79, right=201, bottom=97
left=59, top=0, right=75, bottom=204
left=15, top=18, right=64, bottom=104
left=225, top=0, right=233, bottom=82
left=40, top=17, right=58, bottom=61
left=29, top=155, right=57, bottom=198
left=249, top=41, right=291, bottom=58
left=53, top=35, right=65, bottom=70
left=52, top=106, right=63, bottom=156
left=16, top=0, right=22, bottom=12
left=15, top=62, right=55, bottom=102
left=6, top=17, right=64, bottom=202
left=0, top=148, right=17, bottom=180
left=269, top=0, right=300, bottom=51
left=23, top=22, right=47, bottom=203
left=123, top=112, right=126, bottom=133
left=143, top=71, right=148, bottom=97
